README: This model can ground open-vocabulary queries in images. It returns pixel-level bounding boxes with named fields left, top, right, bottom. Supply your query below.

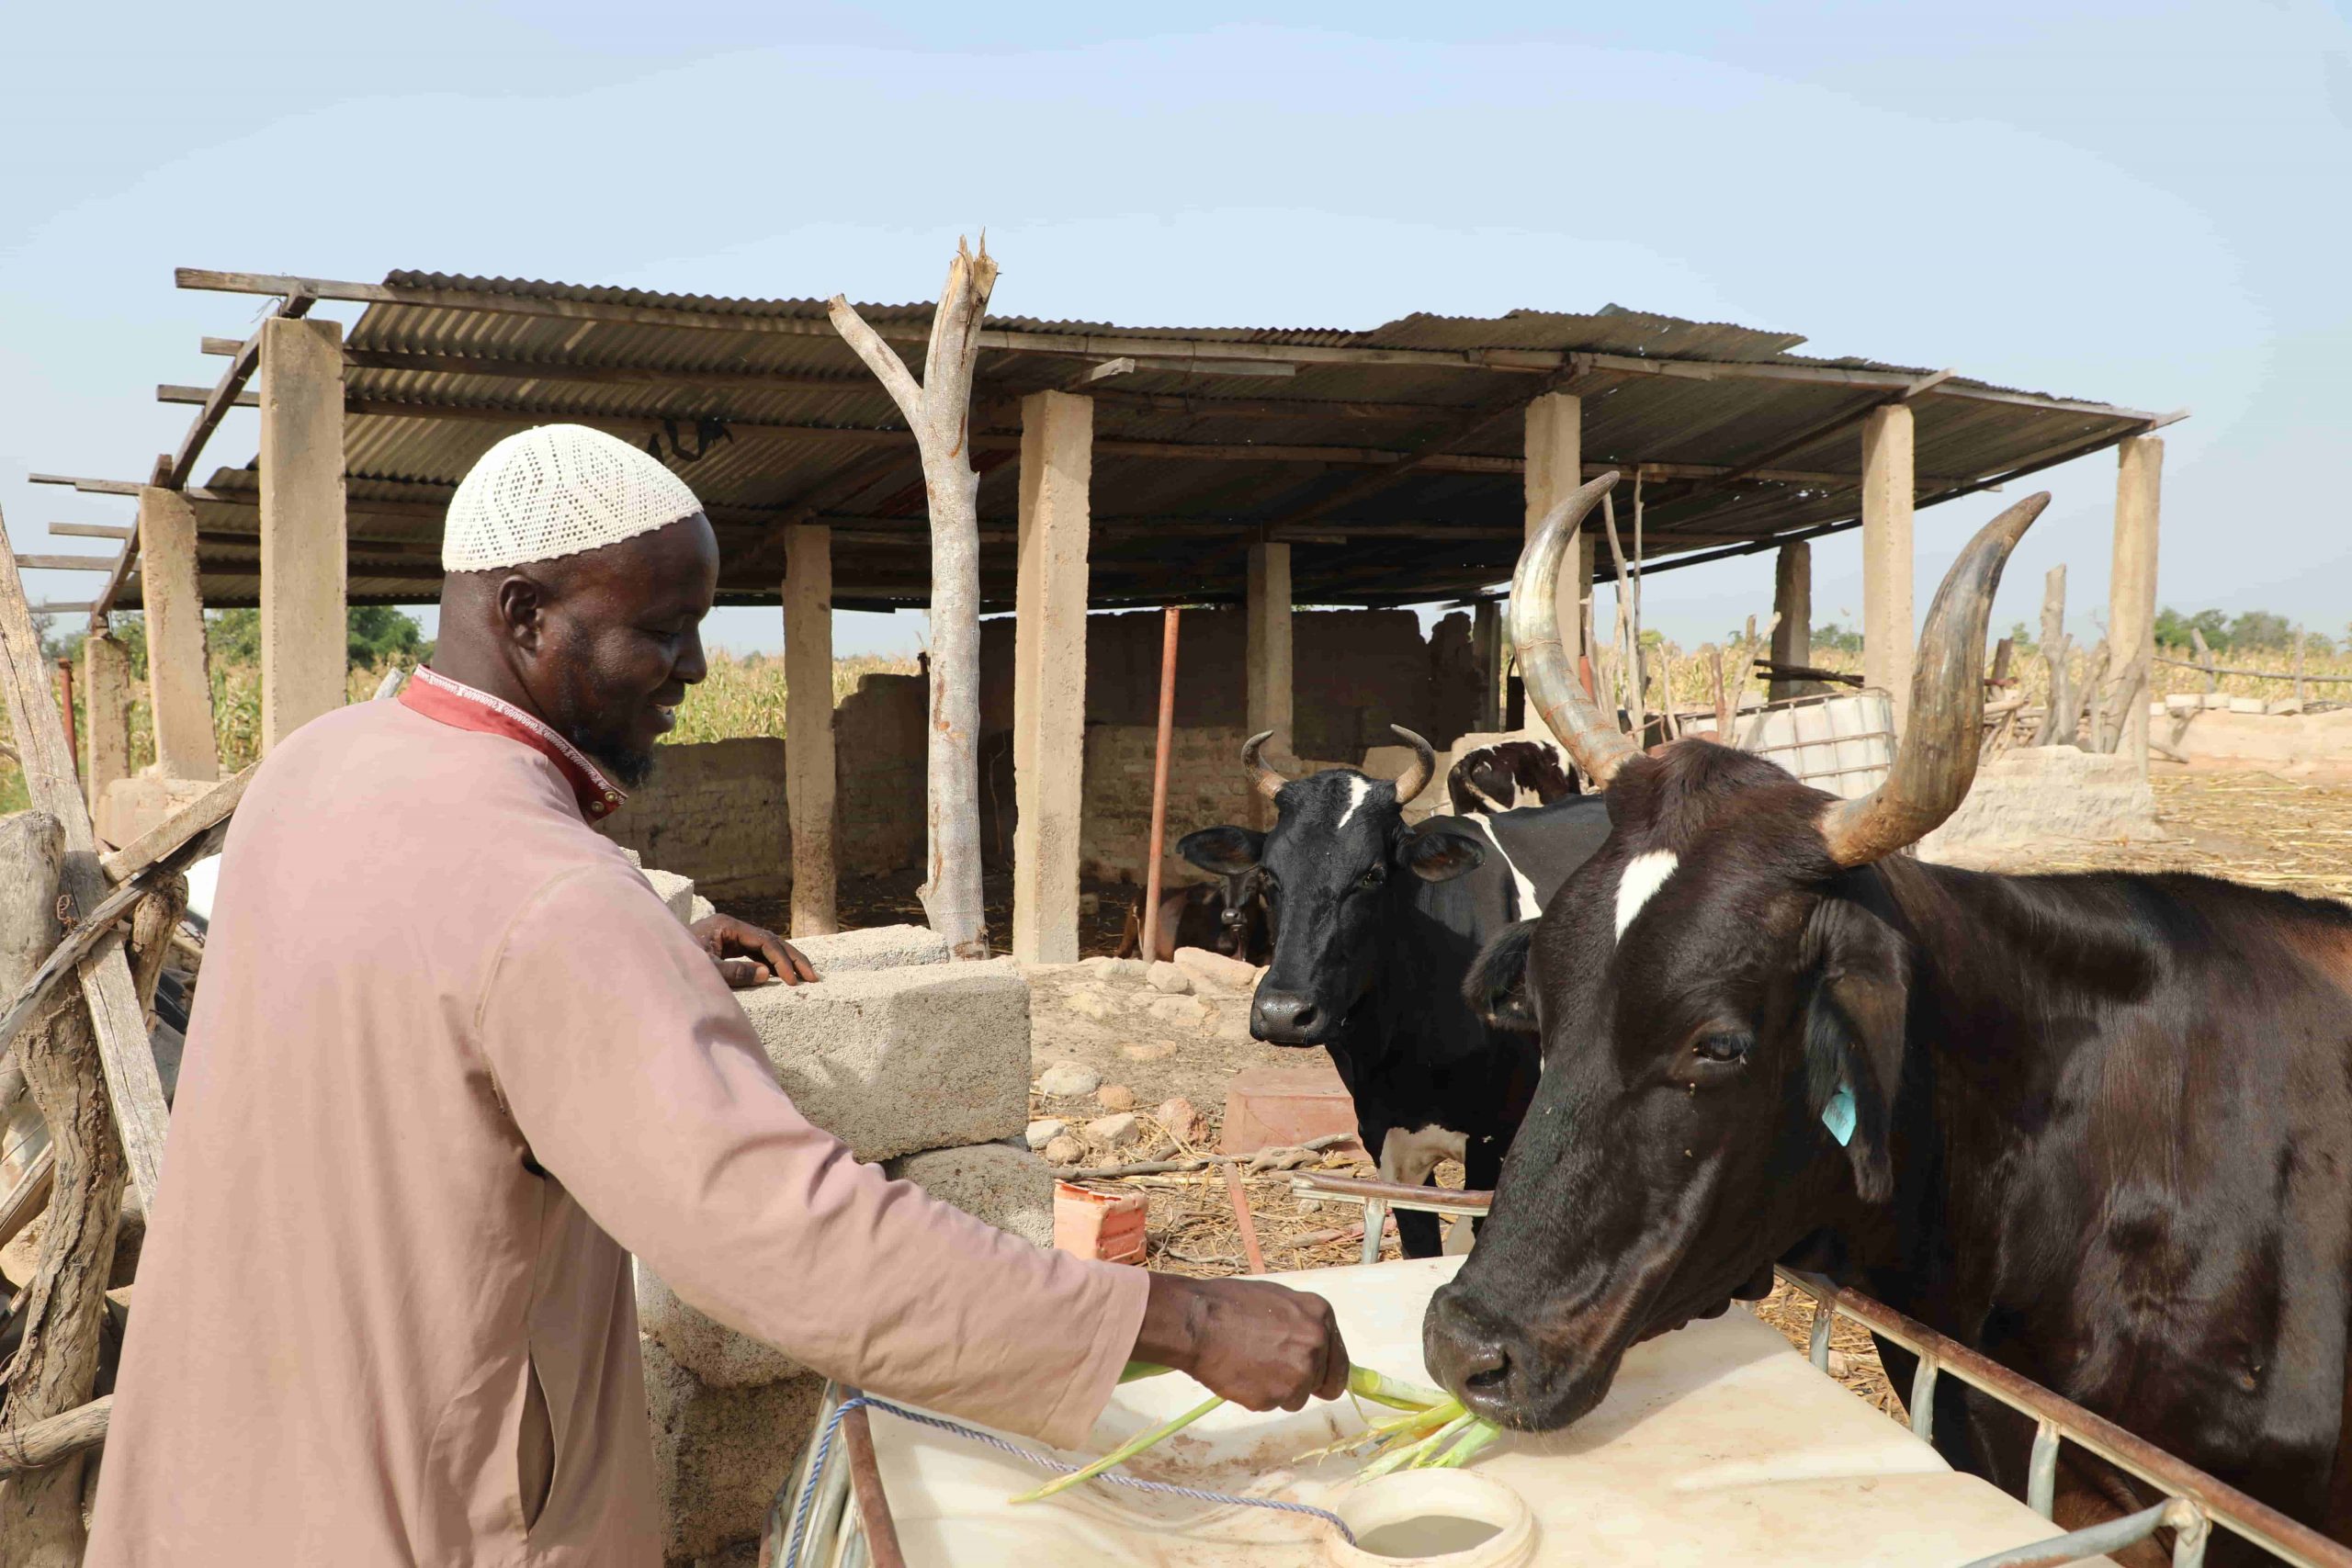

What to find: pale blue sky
left=6, top=3, right=2347, bottom=657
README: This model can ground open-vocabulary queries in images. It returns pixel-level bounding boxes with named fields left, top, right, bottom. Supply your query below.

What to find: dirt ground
left=992, top=769, right=2352, bottom=1419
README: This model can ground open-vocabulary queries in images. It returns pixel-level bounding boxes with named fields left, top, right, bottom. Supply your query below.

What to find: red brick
left=1219, top=1064, right=1360, bottom=1155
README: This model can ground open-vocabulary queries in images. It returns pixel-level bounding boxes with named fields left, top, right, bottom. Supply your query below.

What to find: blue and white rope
left=780, top=1393, right=1355, bottom=1568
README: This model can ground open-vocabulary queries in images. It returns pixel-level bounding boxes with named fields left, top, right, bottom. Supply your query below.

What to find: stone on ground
left=1095, top=1084, right=1136, bottom=1112
left=642, top=1334, right=823, bottom=1563
left=739, top=958, right=1029, bottom=1161
left=1035, top=1062, right=1102, bottom=1099
left=788, top=922, right=951, bottom=973
left=1062, top=987, right=1117, bottom=1021
left=885, top=1142, right=1057, bottom=1248
left=1024, top=1117, right=1068, bottom=1150
left=1155, top=1097, right=1211, bottom=1145
left=1172, top=945, right=1256, bottom=992
left=1122, top=1041, right=1178, bottom=1063
left=1042, top=1134, right=1084, bottom=1165
left=1147, top=993, right=1214, bottom=1030
left=1084, top=956, right=1148, bottom=979
left=1144, top=963, right=1193, bottom=994
left=1086, top=1112, right=1142, bottom=1148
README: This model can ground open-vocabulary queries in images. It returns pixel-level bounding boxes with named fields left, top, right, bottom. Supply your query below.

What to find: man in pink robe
left=89, top=426, right=1347, bottom=1564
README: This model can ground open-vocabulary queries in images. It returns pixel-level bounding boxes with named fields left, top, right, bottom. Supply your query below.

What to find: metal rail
left=1289, top=1170, right=2352, bottom=1568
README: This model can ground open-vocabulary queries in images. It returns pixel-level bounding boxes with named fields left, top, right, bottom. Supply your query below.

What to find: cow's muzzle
left=1250, top=987, right=1332, bottom=1046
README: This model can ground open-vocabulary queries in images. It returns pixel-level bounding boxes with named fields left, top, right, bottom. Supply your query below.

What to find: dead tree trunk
left=829, top=238, right=1000, bottom=959
left=2032, top=564, right=2072, bottom=747
left=0, top=811, right=123, bottom=1566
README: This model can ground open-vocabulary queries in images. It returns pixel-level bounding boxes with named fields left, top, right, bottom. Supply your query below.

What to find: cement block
left=1917, top=745, right=2160, bottom=861
left=636, top=1262, right=800, bottom=1390
left=739, top=958, right=1030, bottom=1161
left=645, top=868, right=697, bottom=924
left=883, top=1141, right=1057, bottom=1248
left=2229, top=696, right=2267, bottom=715
left=689, top=894, right=717, bottom=924
left=642, top=1334, right=823, bottom=1564
left=788, top=923, right=951, bottom=973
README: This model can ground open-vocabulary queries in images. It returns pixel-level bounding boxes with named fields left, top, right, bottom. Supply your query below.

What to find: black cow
left=1448, top=739, right=1577, bottom=814
left=1425, top=479, right=2352, bottom=1555
left=1118, top=851, right=1273, bottom=964
left=1184, top=727, right=1611, bottom=1258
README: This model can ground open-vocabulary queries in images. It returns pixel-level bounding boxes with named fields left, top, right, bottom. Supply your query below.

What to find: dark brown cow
left=1423, top=475, right=2352, bottom=1558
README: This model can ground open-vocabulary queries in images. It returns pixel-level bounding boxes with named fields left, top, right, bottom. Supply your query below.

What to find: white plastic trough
left=794, top=1256, right=2112, bottom=1566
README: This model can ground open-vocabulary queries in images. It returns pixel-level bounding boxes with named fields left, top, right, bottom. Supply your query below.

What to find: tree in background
left=1811, top=622, right=1865, bottom=655
left=205, top=606, right=430, bottom=669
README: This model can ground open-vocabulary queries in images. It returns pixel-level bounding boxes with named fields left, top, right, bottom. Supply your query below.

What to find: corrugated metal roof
left=115, top=270, right=2162, bottom=612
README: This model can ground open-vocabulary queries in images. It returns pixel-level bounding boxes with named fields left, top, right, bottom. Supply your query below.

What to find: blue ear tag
left=1821, top=1083, right=1858, bottom=1147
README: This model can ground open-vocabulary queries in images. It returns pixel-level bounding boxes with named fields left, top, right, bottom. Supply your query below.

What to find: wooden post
left=1861, top=405, right=1916, bottom=734
left=1770, top=542, right=1813, bottom=702
left=1245, top=543, right=1292, bottom=830
left=81, top=633, right=132, bottom=819
left=1139, top=608, right=1181, bottom=964
left=259, top=315, right=347, bottom=749
left=829, top=239, right=998, bottom=958
left=2109, top=435, right=2163, bottom=774
left=1471, top=600, right=1503, bottom=732
left=137, top=486, right=220, bottom=782
left=52, top=661, right=75, bottom=788
left=2294, top=629, right=2308, bottom=712
left=783, top=525, right=837, bottom=938
left=2035, top=565, right=2072, bottom=748
left=0, top=526, right=172, bottom=1210
left=1011, top=389, right=1093, bottom=964
left=0, top=810, right=123, bottom=1565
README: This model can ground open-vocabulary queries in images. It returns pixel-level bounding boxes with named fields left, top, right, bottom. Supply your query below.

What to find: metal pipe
left=2027, top=1419, right=2061, bottom=1518
left=1956, top=1500, right=2175, bottom=1568
left=1808, top=1301, right=1834, bottom=1373
left=1910, top=1353, right=1939, bottom=1443
left=1774, top=1270, right=2352, bottom=1568
left=1137, top=606, right=1181, bottom=962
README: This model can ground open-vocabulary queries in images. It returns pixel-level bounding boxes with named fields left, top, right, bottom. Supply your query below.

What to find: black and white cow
left=1182, top=728, right=1610, bottom=1257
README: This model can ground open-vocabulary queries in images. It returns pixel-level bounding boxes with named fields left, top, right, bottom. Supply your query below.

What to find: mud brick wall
left=833, top=672, right=927, bottom=875
left=1078, top=724, right=1351, bottom=886
left=599, top=737, right=790, bottom=898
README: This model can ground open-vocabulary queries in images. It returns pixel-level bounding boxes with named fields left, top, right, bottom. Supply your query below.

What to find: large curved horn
left=1819, top=491, right=2050, bottom=866
left=1241, top=729, right=1290, bottom=801
left=1387, top=725, right=1436, bottom=804
left=1510, top=470, right=1638, bottom=787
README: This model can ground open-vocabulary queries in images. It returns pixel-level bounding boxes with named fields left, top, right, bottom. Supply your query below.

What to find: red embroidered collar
left=398, top=666, right=628, bottom=821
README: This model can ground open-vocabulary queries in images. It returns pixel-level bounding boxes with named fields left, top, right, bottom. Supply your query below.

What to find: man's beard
left=570, top=728, right=657, bottom=790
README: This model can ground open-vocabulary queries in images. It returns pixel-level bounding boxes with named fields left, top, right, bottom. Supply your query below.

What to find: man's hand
left=1131, top=1273, right=1350, bottom=1412
left=687, top=913, right=820, bottom=989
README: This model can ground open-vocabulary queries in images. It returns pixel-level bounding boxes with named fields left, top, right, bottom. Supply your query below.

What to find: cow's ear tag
left=1821, top=1082, right=1858, bottom=1147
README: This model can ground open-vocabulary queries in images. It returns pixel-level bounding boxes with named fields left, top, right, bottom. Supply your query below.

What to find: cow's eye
left=1357, top=865, right=1386, bottom=891
left=1693, top=1032, right=1752, bottom=1066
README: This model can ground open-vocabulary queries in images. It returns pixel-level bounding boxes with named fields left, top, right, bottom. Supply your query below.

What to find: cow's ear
left=1797, top=896, right=1910, bottom=1204
left=1177, top=826, right=1262, bottom=875
left=1464, top=919, right=1540, bottom=1032
left=1398, top=824, right=1486, bottom=884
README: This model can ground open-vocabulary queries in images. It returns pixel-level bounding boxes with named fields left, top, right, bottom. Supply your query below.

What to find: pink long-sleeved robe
left=87, top=693, right=1148, bottom=1564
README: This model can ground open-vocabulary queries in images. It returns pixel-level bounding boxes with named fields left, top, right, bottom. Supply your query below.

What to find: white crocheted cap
left=441, top=423, right=705, bottom=572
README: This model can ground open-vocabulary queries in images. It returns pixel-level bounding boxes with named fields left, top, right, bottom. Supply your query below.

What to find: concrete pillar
left=784, top=525, right=838, bottom=937
left=1522, top=392, right=1588, bottom=682
left=1770, top=541, right=1813, bottom=702
left=136, top=486, right=220, bottom=782
left=259, top=315, right=346, bottom=749
left=1860, top=405, right=1916, bottom=732
left=82, top=632, right=132, bottom=816
left=1010, top=390, right=1093, bottom=964
left=2109, top=435, right=2164, bottom=774
left=1245, top=541, right=1293, bottom=829
left=1472, top=600, right=1503, bottom=731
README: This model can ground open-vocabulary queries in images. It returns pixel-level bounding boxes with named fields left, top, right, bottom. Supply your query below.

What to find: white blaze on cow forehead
left=1614, top=850, right=1680, bottom=941
left=1335, top=772, right=1374, bottom=829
